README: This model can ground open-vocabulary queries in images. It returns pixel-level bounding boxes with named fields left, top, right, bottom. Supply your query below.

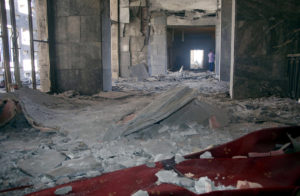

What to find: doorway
left=190, top=49, right=204, bottom=69
left=167, top=26, right=215, bottom=71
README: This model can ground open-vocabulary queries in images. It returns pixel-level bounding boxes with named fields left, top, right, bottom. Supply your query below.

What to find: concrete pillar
left=110, top=0, right=119, bottom=79
left=111, top=24, right=119, bottom=79
left=36, top=0, right=51, bottom=92
left=220, top=0, right=233, bottom=82
left=215, top=10, right=221, bottom=77
left=53, top=0, right=103, bottom=95
left=229, top=0, right=236, bottom=98
left=148, top=13, right=167, bottom=76
left=102, top=0, right=112, bottom=91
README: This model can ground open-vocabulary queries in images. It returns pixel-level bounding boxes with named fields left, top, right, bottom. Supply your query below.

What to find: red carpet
left=26, top=126, right=300, bottom=196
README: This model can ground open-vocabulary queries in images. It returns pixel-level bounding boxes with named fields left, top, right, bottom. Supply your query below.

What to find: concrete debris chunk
left=154, top=153, right=173, bottom=162
left=48, top=155, right=101, bottom=178
left=195, top=177, right=236, bottom=194
left=236, top=180, right=263, bottom=189
left=17, top=150, right=66, bottom=177
left=145, top=162, right=156, bottom=168
left=131, top=190, right=149, bottom=196
left=175, top=154, right=186, bottom=164
left=179, top=177, right=195, bottom=187
left=200, top=151, right=213, bottom=159
left=184, top=172, right=195, bottom=178
left=155, top=170, right=179, bottom=184
left=195, top=177, right=213, bottom=194
left=54, top=186, right=72, bottom=195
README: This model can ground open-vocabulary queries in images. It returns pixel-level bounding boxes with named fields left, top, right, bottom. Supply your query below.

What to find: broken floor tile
left=54, top=186, right=72, bottom=195
left=142, top=140, right=175, bottom=157
left=131, top=190, right=149, bottom=196
left=17, top=150, right=66, bottom=177
left=48, top=155, right=101, bottom=179
left=155, top=170, right=179, bottom=184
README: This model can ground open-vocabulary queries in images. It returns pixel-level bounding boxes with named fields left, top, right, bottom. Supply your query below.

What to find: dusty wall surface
left=231, top=0, right=300, bottom=99
left=53, top=0, right=103, bottom=95
left=220, top=0, right=232, bottom=82
left=148, top=12, right=167, bottom=75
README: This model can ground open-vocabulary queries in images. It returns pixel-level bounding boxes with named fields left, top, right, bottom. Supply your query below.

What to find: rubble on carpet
left=0, top=72, right=300, bottom=195
left=155, top=170, right=236, bottom=194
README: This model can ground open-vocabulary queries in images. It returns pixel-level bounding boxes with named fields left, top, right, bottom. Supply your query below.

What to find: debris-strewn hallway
left=1, top=71, right=300, bottom=195
left=0, top=0, right=300, bottom=195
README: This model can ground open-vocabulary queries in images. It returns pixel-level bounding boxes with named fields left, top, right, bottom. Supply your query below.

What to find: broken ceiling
left=150, top=0, right=218, bottom=13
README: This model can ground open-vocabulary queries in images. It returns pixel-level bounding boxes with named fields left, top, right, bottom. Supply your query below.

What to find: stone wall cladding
left=53, top=0, right=102, bottom=95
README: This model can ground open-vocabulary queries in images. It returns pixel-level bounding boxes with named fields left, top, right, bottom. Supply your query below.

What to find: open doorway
left=167, top=26, right=215, bottom=72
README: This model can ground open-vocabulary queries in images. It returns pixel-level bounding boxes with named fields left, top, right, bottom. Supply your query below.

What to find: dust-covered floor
left=0, top=71, right=300, bottom=195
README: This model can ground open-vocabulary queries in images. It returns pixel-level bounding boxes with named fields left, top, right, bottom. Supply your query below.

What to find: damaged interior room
left=0, top=0, right=300, bottom=195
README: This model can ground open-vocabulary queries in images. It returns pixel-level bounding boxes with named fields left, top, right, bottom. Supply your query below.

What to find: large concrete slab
left=103, top=87, right=197, bottom=140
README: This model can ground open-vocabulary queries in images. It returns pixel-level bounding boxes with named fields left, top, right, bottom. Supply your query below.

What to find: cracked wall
left=118, top=0, right=149, bottom=77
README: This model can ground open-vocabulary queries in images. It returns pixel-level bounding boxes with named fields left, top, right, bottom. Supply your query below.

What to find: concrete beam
left=150, top=0, right=218, bottom=12
left=167, top=15, right=217, bottom=26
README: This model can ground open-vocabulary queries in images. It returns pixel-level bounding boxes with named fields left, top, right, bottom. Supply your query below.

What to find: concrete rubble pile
left=0, top=74, right=300, bottom=195
left=113, top=70, right=229, bottom=94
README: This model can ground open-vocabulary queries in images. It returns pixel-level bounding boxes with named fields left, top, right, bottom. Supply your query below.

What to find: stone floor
left=0, top=71, right=299, bottom=195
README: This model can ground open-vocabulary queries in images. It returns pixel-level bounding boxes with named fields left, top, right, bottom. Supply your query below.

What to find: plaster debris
left=195, top=177, right=213, bottom=193
left=179, top=177, right=195, bottom=187
left=175, top=154, right=186, bottom=164
left=154, top=154, right=173, bottom=162
left=17, top=150, right=66, bottom=177
left=195, top=177, right=236, bottom=194
left=131, top=190, right=149, bottom=196
left=145, top=162, right=156, bottom=168
left=200, top=151, right=213, bottom=159
left=155, top=170, right=180, bottom=184
left=185, top=173, right=195, bottom=178
left=1, top=71, right=300, bottom=195
left=54, top=186, right=72, bottom=195
left=155, top=170, right=236, bottom=194
left=236, top=180, right=263, bottom=189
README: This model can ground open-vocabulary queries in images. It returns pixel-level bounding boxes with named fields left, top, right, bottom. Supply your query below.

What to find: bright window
left=18, top=0, right=28, bottom=14
left=190, top=50, right=204, bottom=69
